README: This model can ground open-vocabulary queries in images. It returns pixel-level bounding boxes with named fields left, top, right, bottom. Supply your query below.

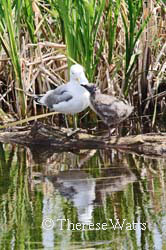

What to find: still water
left=0, top=142, right=166, bottom=250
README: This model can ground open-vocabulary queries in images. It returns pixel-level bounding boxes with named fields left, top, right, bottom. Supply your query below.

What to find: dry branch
left=0, top=123, right=166, bottom=158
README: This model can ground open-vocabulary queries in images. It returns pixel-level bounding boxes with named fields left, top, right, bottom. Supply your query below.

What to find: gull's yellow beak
left=75, top=77, right=80, bottom=83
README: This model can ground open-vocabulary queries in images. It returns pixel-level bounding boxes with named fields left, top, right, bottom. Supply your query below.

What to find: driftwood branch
left=0, top=122, right=166, bottom=157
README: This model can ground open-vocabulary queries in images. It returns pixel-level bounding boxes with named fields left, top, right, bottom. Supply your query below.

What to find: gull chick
left=81, top=84, right=134, bottom=137
left=34, top=64, right=90, bottom=115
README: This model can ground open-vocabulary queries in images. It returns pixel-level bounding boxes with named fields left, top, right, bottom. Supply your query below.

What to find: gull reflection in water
left=47, top=171, right=96, bottom=224
left=41, top=171, right=96, bottom=249
left=39, top=165, right=136, bottom=249
left=41, top=167, right=136, bottom=224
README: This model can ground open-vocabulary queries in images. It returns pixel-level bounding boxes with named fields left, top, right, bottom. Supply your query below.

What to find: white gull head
left=70, top=64, right=88, bottom=84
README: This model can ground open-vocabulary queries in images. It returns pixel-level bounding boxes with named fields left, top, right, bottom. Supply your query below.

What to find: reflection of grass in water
left=0, top=145, right=166, bottom=248
left=0, top=144, right=42, bottom=249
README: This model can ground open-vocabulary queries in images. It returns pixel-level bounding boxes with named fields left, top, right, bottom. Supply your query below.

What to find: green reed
left=0, top=0, right=26, bottom=117
left=22, top=0, right=37, bottom=43
left=107, top=0, right=121, bottom=64
left=121, top=0, right=150, bottom=97
left=51, top=0, right=106, bottom=81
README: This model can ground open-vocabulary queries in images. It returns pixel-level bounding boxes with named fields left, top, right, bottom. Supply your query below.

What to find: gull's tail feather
left=33, top=95, right=45, bottom=106
left=23, top=91, right=45, bottom=106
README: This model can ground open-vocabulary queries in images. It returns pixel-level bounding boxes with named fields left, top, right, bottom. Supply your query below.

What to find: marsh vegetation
left=1, top=2, right=166, bottom=249
left=0, top=0, right=166, bottom=132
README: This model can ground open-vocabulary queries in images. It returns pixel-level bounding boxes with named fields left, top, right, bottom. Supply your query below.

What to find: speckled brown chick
left=81, top=84, right=134, bottom=137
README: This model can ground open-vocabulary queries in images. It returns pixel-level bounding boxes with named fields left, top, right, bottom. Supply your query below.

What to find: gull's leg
left=73, top=114, right=78, bottom=130
left=67, top=114, right=80, bottom=137
left=65, top=115, right=69, bottom=128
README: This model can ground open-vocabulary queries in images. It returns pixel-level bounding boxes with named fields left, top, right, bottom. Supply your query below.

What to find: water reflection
left=47, top=171, right=96, bottom=224
left=0, top=142, right=166, bottom=249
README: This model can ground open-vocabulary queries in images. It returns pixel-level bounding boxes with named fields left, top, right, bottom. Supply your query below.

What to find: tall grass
left=107, top=0, right=121, bottom=64
left=121, top=0, right=150, bottom=97
left=0, top=0, right=26, bottom=117
left=22, top=0, right=37, bottom=43
left=47, top=0, right=106, bottom=81
left=0, top=0, right=165, bottom=130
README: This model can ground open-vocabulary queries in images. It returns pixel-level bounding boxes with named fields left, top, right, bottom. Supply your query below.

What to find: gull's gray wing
left=51, top=84, right=68, bottom=95
left=35, top=84, right=73, bottom=108
left=41, top=90, right=73, bottom=109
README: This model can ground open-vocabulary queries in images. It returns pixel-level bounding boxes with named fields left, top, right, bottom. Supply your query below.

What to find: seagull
left=81, top=83, right=134, bottom=137
left=34, top=64, right=90, bottom=129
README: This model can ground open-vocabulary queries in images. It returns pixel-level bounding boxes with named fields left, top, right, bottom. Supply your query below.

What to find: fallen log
left=0, top=122, right=166, bottom=157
